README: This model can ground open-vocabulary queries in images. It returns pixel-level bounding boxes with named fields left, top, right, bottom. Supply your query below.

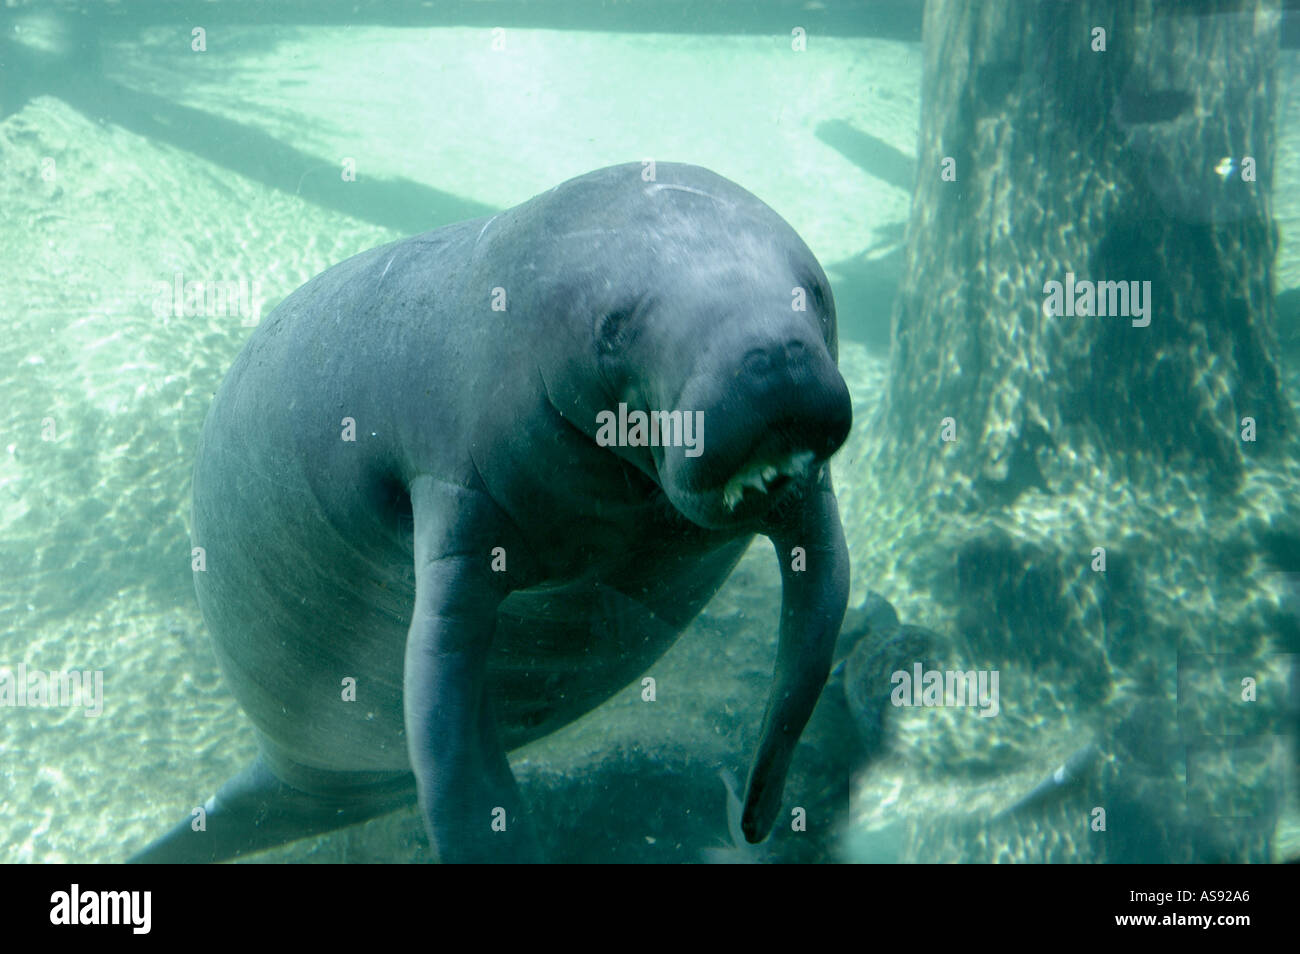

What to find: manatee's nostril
left=744, top=340, right=812, bottom=378
left=742, top=347, right=774, bottom=377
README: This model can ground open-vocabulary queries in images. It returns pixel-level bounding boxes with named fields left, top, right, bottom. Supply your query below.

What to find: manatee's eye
left=793, top=269, right=830, bottom=324
left=806, top=278, right=828, bottom=314
left=595, top=307, right=635, bottom=355
left=791, top=260, right=829, bottom=315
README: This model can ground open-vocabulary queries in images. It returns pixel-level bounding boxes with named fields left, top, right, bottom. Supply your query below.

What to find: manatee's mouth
left=720, top=448, right=816, bottom=511
left=657, top=419, right=832, bottom=528
left=653, top=343, right=851, bottom=529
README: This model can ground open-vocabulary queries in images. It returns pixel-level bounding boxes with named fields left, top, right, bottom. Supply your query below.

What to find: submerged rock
left=834, top=591, right=939, bottom=762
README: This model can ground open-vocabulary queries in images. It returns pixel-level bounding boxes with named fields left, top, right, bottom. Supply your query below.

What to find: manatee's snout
left=661, top=333, right=851, bottom=528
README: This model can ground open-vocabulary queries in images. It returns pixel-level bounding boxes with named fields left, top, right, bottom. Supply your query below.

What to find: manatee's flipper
left=404, top=476, right=538, bottom=863
left=127, top=756, right=414, bottom=863
left=742, top=469, right=850, bottom=842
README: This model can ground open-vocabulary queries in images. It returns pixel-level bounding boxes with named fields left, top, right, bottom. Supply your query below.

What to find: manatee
left=131, top=162, right=852, bottom=862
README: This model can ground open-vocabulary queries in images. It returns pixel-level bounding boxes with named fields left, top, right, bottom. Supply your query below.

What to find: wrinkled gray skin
left=131, top=162, right=852, bottom=863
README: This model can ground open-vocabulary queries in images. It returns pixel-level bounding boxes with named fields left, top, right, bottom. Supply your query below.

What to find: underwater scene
left=1, top=0, right=1297, bottom=865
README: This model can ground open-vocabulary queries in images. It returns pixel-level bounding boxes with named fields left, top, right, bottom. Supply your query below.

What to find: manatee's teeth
left=781, top=450, right=816, bottom=476
left=721, top=448, right=818, bottom=511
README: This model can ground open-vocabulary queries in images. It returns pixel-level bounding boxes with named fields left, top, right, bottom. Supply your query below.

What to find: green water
left=1, top=1, right=1296, bottom=864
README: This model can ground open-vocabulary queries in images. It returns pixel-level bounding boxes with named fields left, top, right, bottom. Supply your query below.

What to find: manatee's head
left=533, top=163, right=852, bottom=529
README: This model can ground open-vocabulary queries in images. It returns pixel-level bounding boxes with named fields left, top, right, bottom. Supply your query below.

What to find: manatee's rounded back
left=189, top=237, right=445, bottom=775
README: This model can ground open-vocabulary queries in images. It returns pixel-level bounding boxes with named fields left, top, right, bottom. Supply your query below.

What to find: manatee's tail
left=128, top=756, right=416, bottom=863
